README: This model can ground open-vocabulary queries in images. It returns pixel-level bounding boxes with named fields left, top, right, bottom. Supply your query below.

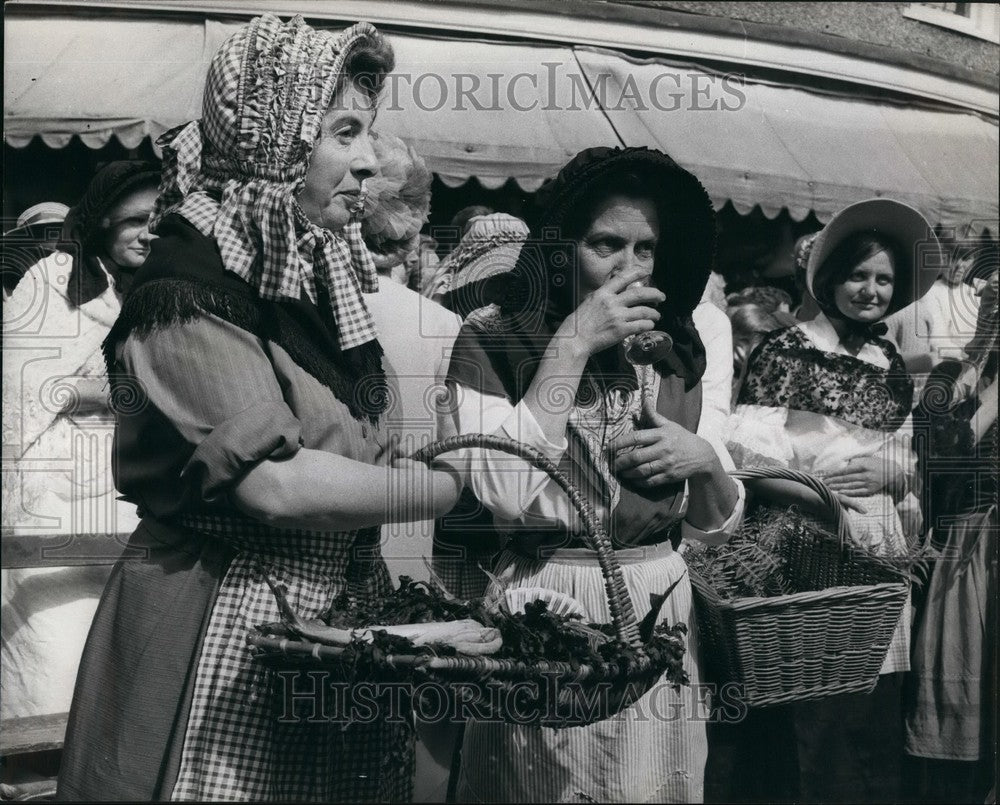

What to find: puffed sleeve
left=120, top=312, right=302, bottom=502
left=680, top=480, right=745, bottom=546
left=692, top=301, right=734, bottom=442
left=725, top=332, right=796, bottom=469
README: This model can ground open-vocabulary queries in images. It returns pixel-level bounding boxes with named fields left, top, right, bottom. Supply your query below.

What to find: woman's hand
left=821, top=456, right=904, bottom=500
left=609, top=400, right=740, bottom=536
left=522, top=268, right=664, bottom=444
left=608, top=402, right=717, bottom=488
left=556, top=268, right=665, bottom=359
left=832, top=492, right=867, bottom=513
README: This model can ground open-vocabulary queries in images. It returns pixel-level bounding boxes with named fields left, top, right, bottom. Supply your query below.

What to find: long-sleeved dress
left=712, top=313, right=918, bottom=803
left=438, top=312, right=745, bottom=803
left=726, top=312, right=915, bottom=674
left=57, top=216, right=412, bottom=802
left=2, top=251, right=141, bottom=720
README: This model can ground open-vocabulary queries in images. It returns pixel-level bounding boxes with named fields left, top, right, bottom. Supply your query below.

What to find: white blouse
left=725, top=312, right=915, bottom=674
left=727, top=313, right=916, bottom=490
left=440, top=367, right=745, bottom=546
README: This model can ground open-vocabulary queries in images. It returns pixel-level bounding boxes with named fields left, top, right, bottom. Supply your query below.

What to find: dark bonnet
left=60, top=160, right=161, bottom=307
left=501, top=146, right=716, bottom=392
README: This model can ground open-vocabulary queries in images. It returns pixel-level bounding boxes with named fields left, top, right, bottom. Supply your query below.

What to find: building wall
left=611, top=1, right=998, bottom=76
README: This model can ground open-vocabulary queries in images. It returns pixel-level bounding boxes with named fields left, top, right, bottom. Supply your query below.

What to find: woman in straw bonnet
left=724, top=198, right=941, bottom=801
left=58, top=14, right=460, bottom=801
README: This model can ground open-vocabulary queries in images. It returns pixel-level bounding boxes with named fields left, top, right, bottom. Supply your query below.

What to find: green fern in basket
left=686, top=504, right=932, bottom=599
left=684, top=506, right=811, bottom=599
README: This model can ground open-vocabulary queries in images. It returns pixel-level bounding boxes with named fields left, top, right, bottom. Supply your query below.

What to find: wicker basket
left=247, top=433, right=686, bottom=729
left=689, top=466, right=909, bottom=709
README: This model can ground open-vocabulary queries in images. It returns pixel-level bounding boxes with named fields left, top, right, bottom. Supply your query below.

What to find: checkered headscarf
left=151, top=14, right=381, bottom=353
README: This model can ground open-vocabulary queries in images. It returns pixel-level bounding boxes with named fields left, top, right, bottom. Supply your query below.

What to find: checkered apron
left=169, top=515, right=413, bottom=802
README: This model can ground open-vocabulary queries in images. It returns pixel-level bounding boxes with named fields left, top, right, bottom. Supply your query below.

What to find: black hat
left=61, top=161, right=160, bottom=306
left=531, top=145, right=716, bottom=320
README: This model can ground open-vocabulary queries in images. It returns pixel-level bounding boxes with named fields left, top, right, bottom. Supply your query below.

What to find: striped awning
left=5, top=13, right=997, bottom=231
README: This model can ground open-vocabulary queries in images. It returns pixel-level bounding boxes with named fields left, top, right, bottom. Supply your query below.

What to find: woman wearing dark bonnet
left=439, top=146, right=744, bottom=802
left=57, top=15, right=460, bottom=802
left=2, top=163, right=158, bottom=724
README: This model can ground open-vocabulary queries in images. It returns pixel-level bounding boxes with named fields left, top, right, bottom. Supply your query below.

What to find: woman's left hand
left=608, top=404, right=717, bottom=488
left=821, top=456, right=903, bottom=498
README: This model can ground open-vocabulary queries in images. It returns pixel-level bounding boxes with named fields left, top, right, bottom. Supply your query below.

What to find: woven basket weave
left=689, top=466, right=909, bottom=709
left=248, top=433, right=685, bottom=728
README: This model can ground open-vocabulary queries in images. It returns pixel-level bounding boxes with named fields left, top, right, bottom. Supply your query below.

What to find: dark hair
left=338, top=30, right=395, bottom=101
left=561, top=170, right=663, bottom=243
left=813, top=231, right=901, bottom=312
left=729, top=303, right=789, bottom=375
left=726, top=285, right=792, bottom=314
left=729, top=303, right=788, bottom=338
left=450, top=206, right=494, bottom=235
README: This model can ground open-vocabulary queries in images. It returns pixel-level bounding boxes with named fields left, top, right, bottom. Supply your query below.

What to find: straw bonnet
left=13, top=202, right=70, bottom=232
left=436, top=213, right=529, bottom=316
left=806, top=199, right=943, bottom=316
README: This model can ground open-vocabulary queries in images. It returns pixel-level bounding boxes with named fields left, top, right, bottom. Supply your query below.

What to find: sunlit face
left=297, top=83, right=378, bottom=233
left=370, top=234, right=420, bottom=274
left=101, top=185, right=158, bottom=270
left=832, top=249, right=895, bottom=323
left=402, top=237, right=421, bottom=274
left=577, top=194, right=659, bottom=299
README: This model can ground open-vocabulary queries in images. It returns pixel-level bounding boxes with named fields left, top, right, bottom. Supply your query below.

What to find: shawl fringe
left=103, top=277, right=386, bottom=424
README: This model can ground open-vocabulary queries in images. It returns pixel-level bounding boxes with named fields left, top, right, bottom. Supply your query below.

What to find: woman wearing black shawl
left=57, top=15, right=461, bottom=801
left=439, top=147, right=744, bottom=803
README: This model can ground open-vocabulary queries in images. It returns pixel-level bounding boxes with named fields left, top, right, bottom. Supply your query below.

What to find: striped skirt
left=843, top=494, right=911, bottom=676
left=456, top=542, right=708, bottom=803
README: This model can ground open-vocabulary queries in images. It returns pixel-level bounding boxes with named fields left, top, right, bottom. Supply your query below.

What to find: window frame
left=903, top=3, right=1000, bottom=44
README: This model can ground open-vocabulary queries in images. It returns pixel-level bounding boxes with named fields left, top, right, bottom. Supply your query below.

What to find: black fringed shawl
left=103, top=214, right=387, bottom=424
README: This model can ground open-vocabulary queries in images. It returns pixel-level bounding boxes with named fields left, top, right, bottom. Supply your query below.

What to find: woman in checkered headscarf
left=58, top=15, right=461, bottom=802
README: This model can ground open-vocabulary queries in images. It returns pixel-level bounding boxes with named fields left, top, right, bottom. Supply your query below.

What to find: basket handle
left=410, top=433, right=644, bottom=653
left=730, top=466, right=851, bottom=550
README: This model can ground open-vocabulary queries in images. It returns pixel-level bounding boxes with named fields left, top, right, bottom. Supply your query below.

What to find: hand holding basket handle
left=688, top=464, right=910, bottom=707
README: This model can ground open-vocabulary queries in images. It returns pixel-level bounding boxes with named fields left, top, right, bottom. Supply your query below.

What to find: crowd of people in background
left=1, top=13, right=996, bottom=803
